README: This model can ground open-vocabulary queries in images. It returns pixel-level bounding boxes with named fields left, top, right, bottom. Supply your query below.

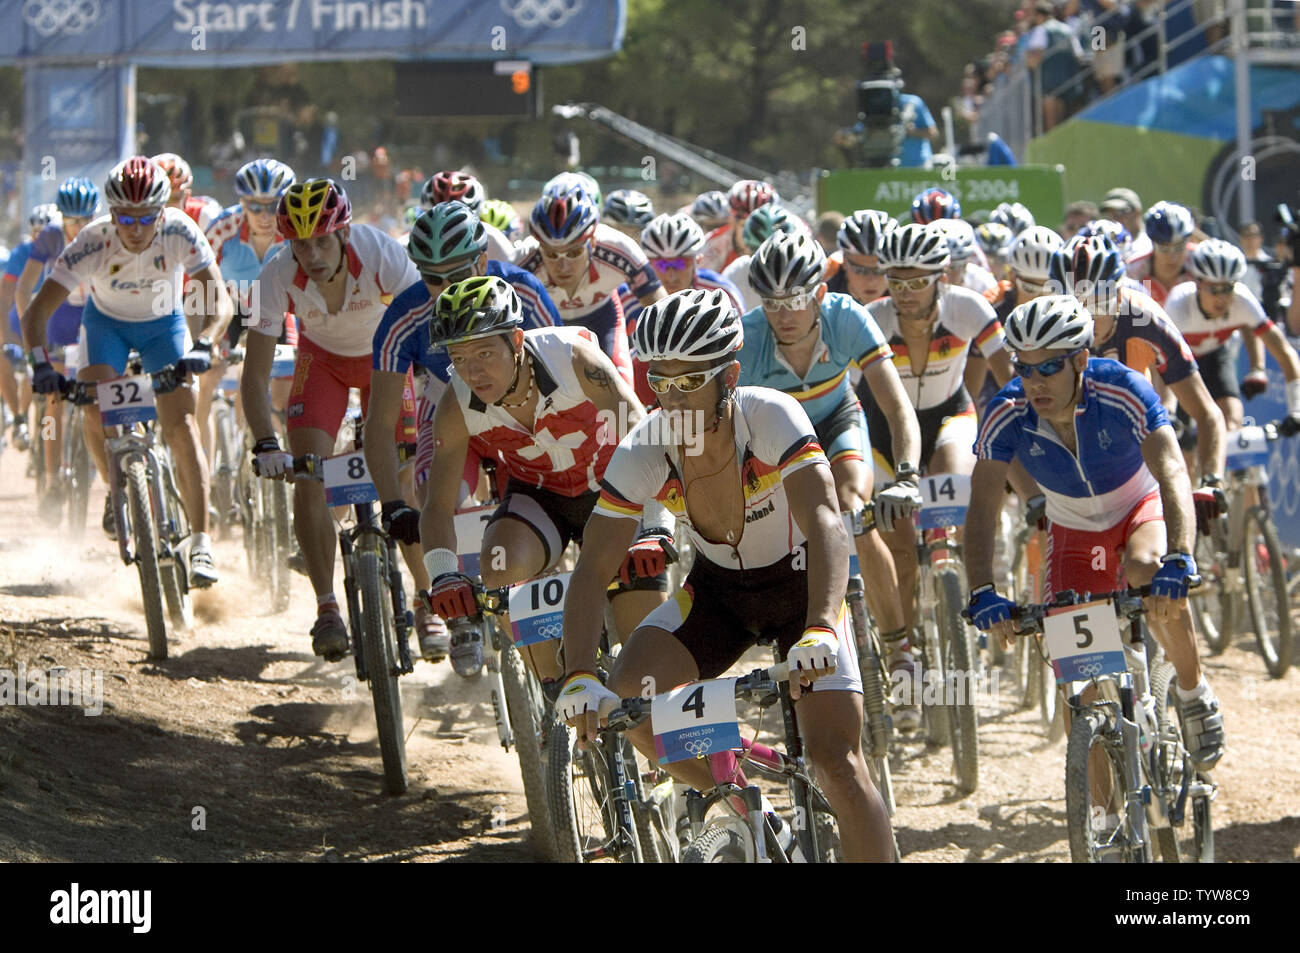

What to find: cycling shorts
left=45, top=301, right=83, bottom=349
left=286, top=334, right=416, bottom=442
left=1044, top=489, right=1164, bottom=600
left=636, top=553, right=861, bottom=691
left=812, top=392, right=869, bottom=466
left=866, top=385, right=977, bottom=481
left=82, top=298, right=188, bottom=375
left=1190, top=344, right=1239, bottom=403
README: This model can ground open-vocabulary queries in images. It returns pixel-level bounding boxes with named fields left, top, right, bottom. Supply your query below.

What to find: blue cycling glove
left=1150, top=552, right=1199, bottom=600
left=967, top=583, right=1015, bottom=631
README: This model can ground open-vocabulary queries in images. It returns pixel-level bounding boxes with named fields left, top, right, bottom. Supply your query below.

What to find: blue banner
left=1239, top=345, right=1300, bottom=551
left=1, top=0, right=625, bottom=65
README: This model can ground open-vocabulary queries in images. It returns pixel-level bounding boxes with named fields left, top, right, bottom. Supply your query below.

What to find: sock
left=1176, top=676, right=1209, bottom=702
left=193, top=531, right=211, bottom=550
left=317, top=592, right=338, bottom=613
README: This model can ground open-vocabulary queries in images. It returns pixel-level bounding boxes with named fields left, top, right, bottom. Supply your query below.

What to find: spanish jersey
left=253, top=224, right=416, bottom=357
left=867, top=284, right=1004, bottom=410
left=737, top=292, right=891, bottom=426
left=451, top=326, right=614, bottom=497
left=1162, top=280, right=1272, bottom=357
left=1093, top=288, right=1198, bottom=385
left=516, top=223, right=660, bottom=383
left=205, top=206, right=284, bottom=291
left=48, top=208, right=215, bottom=322
left=595, top=386, right=827, bottom=570
left=184, top=195, right=223, bottom=232
left=698, top=224, right=744, bottom=275
left=974, top=358, right=1169, bottom=531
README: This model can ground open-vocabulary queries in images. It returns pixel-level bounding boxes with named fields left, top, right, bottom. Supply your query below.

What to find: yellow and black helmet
left=276, top=178, right=352, bottom=240
left=431, top=276, right=524, bottom=349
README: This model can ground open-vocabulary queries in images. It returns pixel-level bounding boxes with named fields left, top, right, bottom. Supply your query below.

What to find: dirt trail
left=0, top=447, right=1296, bottom=862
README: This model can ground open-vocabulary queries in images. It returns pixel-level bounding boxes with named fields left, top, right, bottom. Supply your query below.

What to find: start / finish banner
left=818, top=165, right=1066, bottom=227
left=1, top=0, right=625, bottom=65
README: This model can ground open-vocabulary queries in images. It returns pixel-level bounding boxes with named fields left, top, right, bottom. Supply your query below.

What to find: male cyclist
left=602, top=189, right=655, bottom=241
left=936, top=219, right=998, bottom=295
left=719, top=203, right=803, bottom=312
left=369, top=202, right=560, bottom=664
left=697, top=179, right=778, bottom=275
left=688, top=190, right=729, bottom=232
left=965, top=295, right=1225, bottom=770
left=828, top=210, right=894, bottom=308
left=420, top=171, right=517, bottom=263
left=22, top=156, right=232, bottom=586
left=243, top=179, right=418, bottom=661
left=558, top=288, right=896, bottom=861
left=416, top=277, right=667, bottom=679
left=910, top=188, right=960, bottom=225
left=153, top=153, right=223, bottom=232
left=15, top=177, right=100, bottom=522
left=867, top=223, right=1014, bottom=634
left=2, top=205, right=61, bottom=450
left=1141, top=201, right=1196, bottom=307
left=740, top=231, right=923, bottom=727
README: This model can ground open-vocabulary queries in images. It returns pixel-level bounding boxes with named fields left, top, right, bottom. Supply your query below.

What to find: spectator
left=1026, top=0, right=1086, bottom=130
left=1194, top=0, right=1226, bottom=48
left=815, top=211, right=845, bottom=255
left=1239, top=221, right=1273, bottom=301
left=1061, top=199, right=1099, bottom=239
left=1079, top=0, right=1129, bottom=93
left=898, top=79, right=940, bottom=168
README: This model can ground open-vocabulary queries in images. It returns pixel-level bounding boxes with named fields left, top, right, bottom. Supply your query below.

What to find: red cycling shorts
left=1045, top=489, right=1164, bottom=600
left=287, top=334, right=416, bottom=443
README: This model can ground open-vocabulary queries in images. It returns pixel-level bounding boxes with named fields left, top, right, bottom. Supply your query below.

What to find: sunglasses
left=760, top=291, right=815, bottom=312
left=420, top=263, right=476, bottom=286
left=540, top=242, right=589, bottom=260
left=1202, top=282, right=1234, bottom=296
left=646, top=362, right=730, bottom=395
left=1155, top=242, right=1185, bottom=255
left=886, top=273, right=941, bottom=293
left=651, top=257, right=692, bottom=273
left=63, top=216, right=92, bottom=227
left=114, top=212, right=158, bottom=227
left=845, top=261, right=887, bottom=277
left=1015, top=276, right=1049, bottom=295
left=1013, top=348, right=1083, bottom=379
left=243, top=201, right=278, bottom=215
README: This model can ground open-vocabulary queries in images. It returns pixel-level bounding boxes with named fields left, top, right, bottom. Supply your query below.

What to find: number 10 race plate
left=1043, top=600, right=1127, bottom=683
left=651, top=679, right=741, bottom=765
left=507, top=572, right=570, bottom=646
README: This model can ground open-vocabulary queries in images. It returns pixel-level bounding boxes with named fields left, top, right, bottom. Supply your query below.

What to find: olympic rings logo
left=23, top=0, right=100, bottom=37
left=532, top=620, right=562, bottom=641
left=501, top=0, right=584, bottom=29
left=683, top=737, right=713, bottom=757
left=1076, top=662, right=1104, bottom=677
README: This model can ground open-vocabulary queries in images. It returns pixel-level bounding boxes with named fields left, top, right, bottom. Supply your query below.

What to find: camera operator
left=837, top=43, right=938, bottom=169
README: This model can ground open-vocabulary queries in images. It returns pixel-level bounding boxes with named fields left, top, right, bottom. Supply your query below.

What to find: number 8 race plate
left=651, top=679, right=742, bottom=765
left=1043, top=600, right=1127, bottom=683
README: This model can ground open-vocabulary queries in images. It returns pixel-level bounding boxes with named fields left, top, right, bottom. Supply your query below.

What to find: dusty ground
left=0, top=446, right=1296, bottom=863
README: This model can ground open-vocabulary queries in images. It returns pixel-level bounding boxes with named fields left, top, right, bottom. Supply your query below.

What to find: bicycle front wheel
left=357, top=548, right=407, bottom=794
left=1193, top=520, right=1233, bottom=654
left=937, top=569, right=979, bottom=794
left=1241, top=506, right=1293, bottom=678
left=499, top=634, right=558, bottom=860
left=66, top=407, right=92, bottom=537
left=126, top=459, right=168, bottom=660
left=681, top=822, right=755, bottom=863
left=547, top=722, right=640, bottom=862
left=269, top=478, right=292, bottom=613
left=1150, top=661, right=1215, bottom=863
left=1064, top=707, right=1150, bottom=863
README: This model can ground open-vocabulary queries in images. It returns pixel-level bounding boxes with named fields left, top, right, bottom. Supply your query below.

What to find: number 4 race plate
left=1043, top=600, right=1127, bottom=683
left=651, top=679, right=742, bottom=765
left=507, top=573, right=570, bottom=646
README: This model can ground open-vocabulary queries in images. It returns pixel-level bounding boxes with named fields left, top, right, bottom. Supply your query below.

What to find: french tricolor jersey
left=1162, top=279, right=1272, bottom=357
left=517, top=223, right=660, bottom=385
left=867, top=283, right=1004, bottom=410
left=451, top=326, right=615, bottom=497
left=974, top=358, right=1169, bottom=532
left=596, top=387, right=827, bottom=570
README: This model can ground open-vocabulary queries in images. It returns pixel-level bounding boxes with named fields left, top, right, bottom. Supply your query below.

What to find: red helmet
left=727, top=179, right=777, bottom=217
left=104, top=156, right=171, bottom=209
left=276, top=178, right=352, bottom=240
left=421, top=171, right=485, bottom=215
left=151, top=153, right=193, bottom=193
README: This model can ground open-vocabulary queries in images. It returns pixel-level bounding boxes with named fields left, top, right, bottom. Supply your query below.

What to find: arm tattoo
left=584, top=365, right=614, bottom=389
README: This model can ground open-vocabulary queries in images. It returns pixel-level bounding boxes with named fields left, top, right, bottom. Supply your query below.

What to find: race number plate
left=1043, top=600, right=1127, bottom=683
left=97, top=376, right=156, bottom=426
left=1225, top=425, right=1268, bottom=469
left=454, top=504, right=495, bottom=578
left=651, top=679, right=742, bottom=765
left=843, top=511, right=860, bottom=576
left=918, top=473, right=971, bottom=530
left=219, top=363, right=240, bottom=394
left=271, top=344, right=297, bottom=380
left=322, top=452, right=379, bottom=507
left=507, top=572, right=570, bottom=646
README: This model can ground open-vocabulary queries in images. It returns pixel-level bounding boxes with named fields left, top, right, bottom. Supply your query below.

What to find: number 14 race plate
left=1043, top=600, right=1127, bottom=683
left=651, top=679, right=742, bottom=765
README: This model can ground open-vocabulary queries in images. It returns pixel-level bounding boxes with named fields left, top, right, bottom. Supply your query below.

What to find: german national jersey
left=1093, top=288, right=1198, bottom=385
left=595, top=386, right=827, bottom=570
left=974, top=358, right=1168, bottom=531
left=451, top=326, right=614, bottom=497
left=1163, top=280, right=1272, bottom=357
left=737, top=292, right=891, bottom=426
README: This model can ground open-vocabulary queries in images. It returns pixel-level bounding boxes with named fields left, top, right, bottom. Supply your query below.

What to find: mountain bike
left=1007, top=515, right=1064, bottom=740
left=210, top=351, right=243, bottom=542
left=1007, top=586, right=1216, bottom=863
left=76, top=364, right=194, bottom=659
left=274, top=440, right=415, bottom=795
left=1193, top=420, right=1294, bottom=678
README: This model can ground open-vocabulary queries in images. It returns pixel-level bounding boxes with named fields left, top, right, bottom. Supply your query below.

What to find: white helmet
left=934, top=219, right=977, bottom=263
left=748, top=232, right=826, bottom=298
left=641, top=213, right=705, bottom=258
left=544, top=171, right=602, bottom=208
left=990, top=201, right=1036, bottom=236
left=884, top=222, right=951, bottom=271
left=837, top=209, right=895, bottom=258
left=1010, top=226, right=1065, bottom=282
left=1186, top=238, right=1247, bottom=283
left=632, top=288, right=743, bottom=363
left=29, top=203, right=62, bottom=229
left=1004, top=294, right=1094, bottom=352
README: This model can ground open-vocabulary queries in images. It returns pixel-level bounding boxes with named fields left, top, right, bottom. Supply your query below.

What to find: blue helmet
left=1050, top=234, right=1126, bottom=306
left=1143, top=201, right=1195, bottom=245
left=529, top=185, right=599, bottom=246
left=234, top=158, right=297, bottom=200
left=56, top=177, right=99, bottom=218
left=910, top=188, right=961, bottom=224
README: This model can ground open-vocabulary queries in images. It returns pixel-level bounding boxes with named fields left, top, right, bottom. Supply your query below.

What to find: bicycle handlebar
left=1005, top=584, right=1157, bottom=635
left=597, top=661, right=794, bottom=733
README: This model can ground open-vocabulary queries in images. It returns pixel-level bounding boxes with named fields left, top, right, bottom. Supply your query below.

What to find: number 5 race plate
left=1043, top=600, right=1127, bottom=683
left=651, top=679, right=741, bottom=765
left=507, top=573, right=570, bottom=646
